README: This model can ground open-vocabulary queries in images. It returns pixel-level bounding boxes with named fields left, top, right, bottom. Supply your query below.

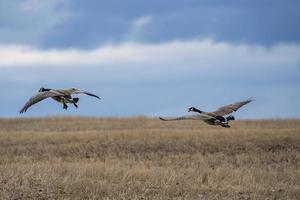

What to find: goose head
left=39, top=87, right=51, bottom=92
left=188, top=107, right=197, bottom=112
left=188, top=107, right=203, bottom=113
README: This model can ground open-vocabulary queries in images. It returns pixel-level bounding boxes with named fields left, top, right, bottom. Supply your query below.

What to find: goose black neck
left=194, top=108, right=203, bottom=113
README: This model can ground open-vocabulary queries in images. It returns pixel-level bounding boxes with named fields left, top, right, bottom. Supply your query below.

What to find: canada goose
left=159, top=98, right=254, bottom=128
left=19, top=87, right=100, bottom=113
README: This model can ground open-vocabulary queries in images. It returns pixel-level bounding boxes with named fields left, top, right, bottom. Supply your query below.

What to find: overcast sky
left=1, top=0, right=300, bottom=118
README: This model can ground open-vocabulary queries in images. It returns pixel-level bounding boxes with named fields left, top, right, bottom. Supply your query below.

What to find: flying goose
left=159, top=98, right=254, bottom=128
left=19, top=87, right=100, bottom=113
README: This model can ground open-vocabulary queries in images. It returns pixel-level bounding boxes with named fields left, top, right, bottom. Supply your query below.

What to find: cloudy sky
left=1, top=0, right=300, bottom=118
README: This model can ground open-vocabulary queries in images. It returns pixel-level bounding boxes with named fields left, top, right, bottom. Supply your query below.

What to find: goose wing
left=159, top=114, right=214, bottom=121
left=212, top=98, right=254, bottom=116
left=73, top=89, right=101, bottom=99
left=19, top=91, right=61, bottom=113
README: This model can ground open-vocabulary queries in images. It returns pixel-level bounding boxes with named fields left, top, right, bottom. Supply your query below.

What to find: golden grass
left=0, top=117, right=300, bottom=199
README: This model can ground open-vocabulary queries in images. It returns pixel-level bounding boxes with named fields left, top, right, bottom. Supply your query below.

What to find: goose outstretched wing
left=212, top=98, right=254, bottom=116
left=159, top=114, right=214, bottom=121
left=19, top=91, right=61, bottom=113
left=73, top=89, right=101, bottom=99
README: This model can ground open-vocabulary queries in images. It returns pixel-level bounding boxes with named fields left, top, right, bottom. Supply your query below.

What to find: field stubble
left=0, top=117, right=299, bottom=199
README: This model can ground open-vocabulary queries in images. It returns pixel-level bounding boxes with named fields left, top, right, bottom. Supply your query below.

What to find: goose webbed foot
left=63, top=103, right=68, bottom=110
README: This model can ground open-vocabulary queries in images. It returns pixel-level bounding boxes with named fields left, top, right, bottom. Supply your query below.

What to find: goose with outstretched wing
left=160, top=98, right=254, bottom=128
left=19, top=87, right=100, bottom=113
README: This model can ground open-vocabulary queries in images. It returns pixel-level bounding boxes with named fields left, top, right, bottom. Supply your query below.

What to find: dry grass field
left=0, top=117, right=299, bottom=199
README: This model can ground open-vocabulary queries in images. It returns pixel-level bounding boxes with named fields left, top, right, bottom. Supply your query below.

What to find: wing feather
left=19, top=91, right=61, bottom=113
left=74, top=90, right=101, bottom=99
left=212, top=98, right=254, bottom=116
left=159, top=114, right=214, bottom=121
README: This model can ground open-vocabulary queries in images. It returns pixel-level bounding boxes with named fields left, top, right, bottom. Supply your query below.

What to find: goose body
left=159, top=98, right=254, bottom=128
left=19, top=87, right=100, bottom=113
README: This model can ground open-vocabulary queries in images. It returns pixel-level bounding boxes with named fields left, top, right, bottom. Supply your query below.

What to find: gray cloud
left=1, top=0, right=300, bottom=48
left=1, top=39, right=299, bottom=68
left=0, top=0, right=72, bottom=45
